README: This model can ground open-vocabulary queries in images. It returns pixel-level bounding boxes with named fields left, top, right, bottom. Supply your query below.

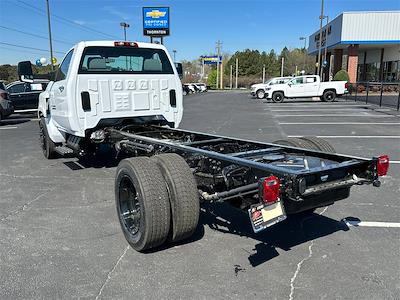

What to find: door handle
left=81, top=91, right=91, bottom=111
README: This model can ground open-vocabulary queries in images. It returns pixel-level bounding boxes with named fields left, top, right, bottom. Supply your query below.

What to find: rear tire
left=256, top=89, right=266, bottom=99
left=273, top=137, right=318, bottom=150
left=299, top=136, right=336, bottom=153
left=151, top=153, right=200, bottom=243
left=39, top=118, right=57, bottom=159
left=115, top=157, right=171, bottom=252
left=272, top=91, right=284, bottom=103
left=322, top=90, right=336, bottom=102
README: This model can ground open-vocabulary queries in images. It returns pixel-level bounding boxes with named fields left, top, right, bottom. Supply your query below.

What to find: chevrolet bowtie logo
left=146, top=10, right=166, bottom=18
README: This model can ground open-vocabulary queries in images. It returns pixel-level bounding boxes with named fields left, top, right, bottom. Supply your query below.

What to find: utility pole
left=45, top=0, right=54, bottom=71
left=120, top=22, right=130, bottom=41
left=299, top=36, right=307, bottom=72
left=173, top=50, right=177, bottom=61
left=215, top=40, right=222, bottom=89
left=262, top=64, right=266, bottom=83
left=230, top=65, right=233, bottom=89
left=281, top=57, right=284, bottom=76
left=235, top=58, right=238, bottom=89
left=220, top=60, right=223, bottom=89
left=316, top=0, right=325, bottom=76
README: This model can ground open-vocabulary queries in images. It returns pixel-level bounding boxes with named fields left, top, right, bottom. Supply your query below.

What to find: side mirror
left=174, top=62, right=183, bottom=79
left=17, top=61, right=34, bottom=82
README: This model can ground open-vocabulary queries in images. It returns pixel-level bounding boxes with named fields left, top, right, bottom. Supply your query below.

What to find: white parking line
left=269, top=104, right=372, bottom=107
left=280, top=122, right=400, bottom=125
left=276, top=114, right=396, bottom=117
left=343, top=219, right=400, bottom=228
left=390, top=161, right=400, bottom=164
left=0, top=126, right=18, bottom=130
left=271, top=108, right=370, bottom=112
left=288, top=135, right=400, bottom=139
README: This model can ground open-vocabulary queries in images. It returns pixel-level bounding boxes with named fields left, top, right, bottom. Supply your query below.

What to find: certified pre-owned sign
left=143, top=7, right=170, bottom=36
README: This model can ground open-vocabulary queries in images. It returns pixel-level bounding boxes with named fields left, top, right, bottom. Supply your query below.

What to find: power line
left=0, top=46, right=55, bottom=56
left=0, top=42, right=65, bottom=54
left=0, top=25, right=73, bottom=45
left=16, top=0, right=119, bottom=39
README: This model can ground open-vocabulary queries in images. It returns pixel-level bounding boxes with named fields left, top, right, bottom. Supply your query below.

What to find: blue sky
left=0, top=0, right=399, bottom=64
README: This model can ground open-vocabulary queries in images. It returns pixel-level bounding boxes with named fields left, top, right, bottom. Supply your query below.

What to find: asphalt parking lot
left=1, top=91, right=399, bottom=299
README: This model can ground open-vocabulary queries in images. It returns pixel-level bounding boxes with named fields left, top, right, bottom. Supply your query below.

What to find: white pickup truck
left=250, top=76, right=292, bottom=99
left=263, top=75, right=348, bottom=103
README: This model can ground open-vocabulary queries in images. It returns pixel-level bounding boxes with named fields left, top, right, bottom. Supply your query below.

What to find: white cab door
left=286, top=77, right=305, bottom=97
left=303, top=76, right=319, bottom=96
left=49, top=49, right=74, bottom=130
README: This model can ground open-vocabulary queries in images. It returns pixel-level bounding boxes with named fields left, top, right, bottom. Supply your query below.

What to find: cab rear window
left=78, top=46, right=174, bottom=74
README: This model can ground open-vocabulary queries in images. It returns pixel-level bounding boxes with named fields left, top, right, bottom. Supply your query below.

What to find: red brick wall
left=347, top=45, right=359, bottom=83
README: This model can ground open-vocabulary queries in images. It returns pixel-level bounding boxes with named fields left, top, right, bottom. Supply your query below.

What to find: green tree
left=207, top=70, right=217, bottom=88
left=333, top=70, right=350, bottom=81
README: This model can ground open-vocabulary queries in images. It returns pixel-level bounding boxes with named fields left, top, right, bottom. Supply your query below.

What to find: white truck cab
left=34, top=41, right=182, bottom=147
left=264, top=75, right=348, bottom=103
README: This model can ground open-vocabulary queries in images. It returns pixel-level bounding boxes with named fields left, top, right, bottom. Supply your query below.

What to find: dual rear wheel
left=115, top=154, right=199, bottom=252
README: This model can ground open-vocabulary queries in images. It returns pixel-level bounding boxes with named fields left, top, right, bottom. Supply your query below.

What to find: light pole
left=45, top=0, right=54, bottom=71
left=316, top=0, right=325, bottom=75
left=299, top=36, right=307, bottom=72
left=120, top=22, right=130, bottom=41
left=173, top=50, right=177, bottom=61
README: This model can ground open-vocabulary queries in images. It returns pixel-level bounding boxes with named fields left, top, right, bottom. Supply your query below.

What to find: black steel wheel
left=39, top=118, right=57, bottom=159
left=115, top=157, right=170, bottom=252
left=256, top=89, right=266, bottom=99
left=272, top=91, right=284, bottom=103
left=322, top=90, right=336, bottom=102
left=151, top=153, right=199, bottom=243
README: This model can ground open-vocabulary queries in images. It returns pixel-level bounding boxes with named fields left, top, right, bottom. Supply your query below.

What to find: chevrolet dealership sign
left=143, top=7, right=170, bottom=36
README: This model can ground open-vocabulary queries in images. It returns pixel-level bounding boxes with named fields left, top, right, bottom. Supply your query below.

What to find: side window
left=305, top=77, right=317, bottom=83
left=24, top=83, right=31, bottom=92
left=291, top=77, right=304, bottom=85
left=56, top=50, right=74, bottom=81
left=8, top=83, right=26, bottom=93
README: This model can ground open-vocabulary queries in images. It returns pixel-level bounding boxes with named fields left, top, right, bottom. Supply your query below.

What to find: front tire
left=39, top=118, right=57, bottom=159
left=272, top=91, right=284, bottom=103
left=256, top=89, right=265, bottom=99
left=115, top=157, right=171, bottom=252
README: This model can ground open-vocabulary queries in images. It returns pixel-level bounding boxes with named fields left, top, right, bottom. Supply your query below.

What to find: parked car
left=190, top=83, right=200, bottom=93
left=6, top=80, right=49, bottom=110
left=185, top=84, right=196, bottom=93
left=182, top=84, right=191, bottom=96
left=194, top=83, right=207, bottom=92
left=264, top=75, right=348, bottom=102
left=251, top=77, right=292, bottom=99
left=0, top=81, right=14, bottom=121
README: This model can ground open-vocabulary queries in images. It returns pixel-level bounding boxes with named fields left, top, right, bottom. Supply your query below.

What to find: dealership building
left=308, top=11, right=400, bottom=83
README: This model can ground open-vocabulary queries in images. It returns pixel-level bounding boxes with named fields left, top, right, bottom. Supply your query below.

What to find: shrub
left=333, top=70, right=350, bottom=82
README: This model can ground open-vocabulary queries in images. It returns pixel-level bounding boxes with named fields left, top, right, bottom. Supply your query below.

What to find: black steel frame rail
left=109, top=126, right=370, bottom=177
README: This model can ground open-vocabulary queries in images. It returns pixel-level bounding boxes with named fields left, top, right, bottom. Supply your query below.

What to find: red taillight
left=0, top=92, right=8, bottom=99
left=345, top=82, right=349, bottom=89
left=114, top=41, right=138, bottom=47
left=262, top=176, right=280, bottom=204
left=377, top=155, right=389, bottom=176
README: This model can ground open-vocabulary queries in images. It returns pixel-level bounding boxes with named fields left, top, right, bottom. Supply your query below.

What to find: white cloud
left=73, top=20, right=86, bottom=26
